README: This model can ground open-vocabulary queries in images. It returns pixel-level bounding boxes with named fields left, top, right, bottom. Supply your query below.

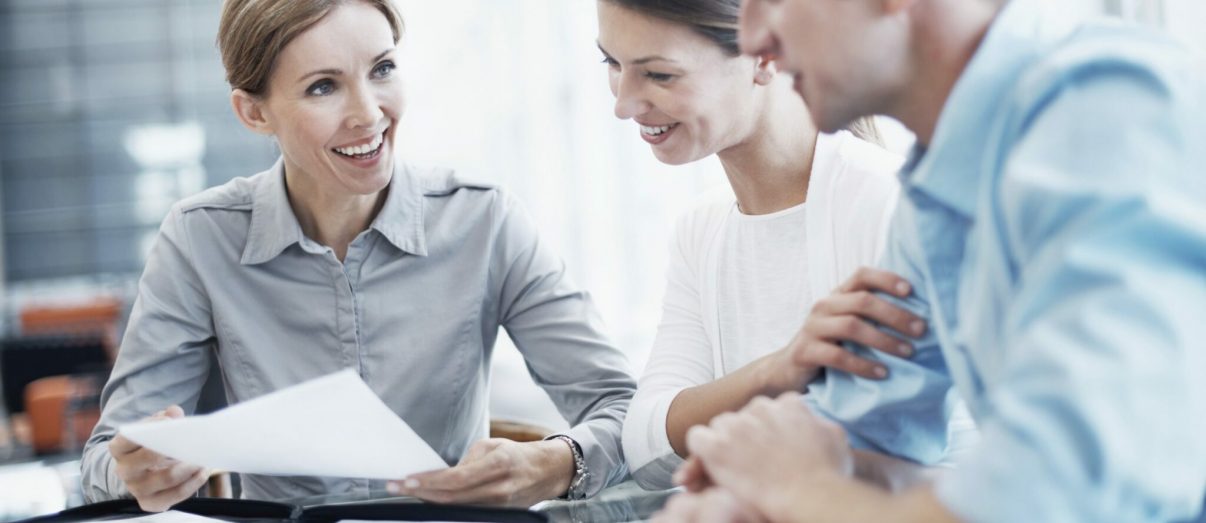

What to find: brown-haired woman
left=81, top=0, right=634, bottom=511
left=598, top=0, right=975, bottom=492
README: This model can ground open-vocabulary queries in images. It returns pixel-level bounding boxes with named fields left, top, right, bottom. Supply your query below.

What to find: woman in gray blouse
left=80, top=0, right=635, bottom=511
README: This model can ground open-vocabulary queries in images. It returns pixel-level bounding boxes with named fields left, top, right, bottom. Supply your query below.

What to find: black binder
left=16, top=498, right=547, bottom=523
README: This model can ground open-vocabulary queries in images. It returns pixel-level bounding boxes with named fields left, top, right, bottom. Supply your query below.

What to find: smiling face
left=236, top=0, right=404, bottom=198
left=738, top=0, right=908, bottom=133
left=597, top=1, right=773, bottom=165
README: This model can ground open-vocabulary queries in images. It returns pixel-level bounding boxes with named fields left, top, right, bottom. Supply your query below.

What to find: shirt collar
left=900, top=0, right=1067, bottom=218
left=241, top=158, right=428, bottom=265
left=368, top=163, right=428, bottom=257
left=242, top=158, right=303, bottom=265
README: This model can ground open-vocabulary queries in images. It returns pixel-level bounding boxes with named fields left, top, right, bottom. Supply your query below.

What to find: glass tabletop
left=285, top=481, right=679, bottom=523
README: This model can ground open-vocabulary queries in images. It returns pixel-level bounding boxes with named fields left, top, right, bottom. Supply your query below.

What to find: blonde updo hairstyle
left=217, top=0, right=405, bottom=96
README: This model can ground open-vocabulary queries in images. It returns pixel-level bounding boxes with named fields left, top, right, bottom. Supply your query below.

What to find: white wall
left=391, top=0, right=728, bottom=429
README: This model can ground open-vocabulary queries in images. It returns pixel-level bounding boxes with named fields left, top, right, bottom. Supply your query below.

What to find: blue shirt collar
left=241, top=158, right=427, bottom=265
left=900, top=0, right=1065, bottom=218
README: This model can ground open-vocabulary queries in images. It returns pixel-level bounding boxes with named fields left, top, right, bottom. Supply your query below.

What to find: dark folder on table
left=16, top=498, right=547, bottom=523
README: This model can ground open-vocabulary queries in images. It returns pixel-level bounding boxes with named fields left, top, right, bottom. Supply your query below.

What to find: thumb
left=163, top=405, right=185, bottom=419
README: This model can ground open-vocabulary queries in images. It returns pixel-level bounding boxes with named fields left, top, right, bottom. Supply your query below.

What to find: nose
left=345, top=84, right=384, bottom=129
left=612, top=71, right=650, bottom=120
left=738, top=0, right=774, bottom=57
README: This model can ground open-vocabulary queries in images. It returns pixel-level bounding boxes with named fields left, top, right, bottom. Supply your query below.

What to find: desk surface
left=285, top=481, right=678, bottom=523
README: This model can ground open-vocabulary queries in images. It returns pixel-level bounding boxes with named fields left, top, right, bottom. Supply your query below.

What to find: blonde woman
left=82, top=0, right=634, bottom=510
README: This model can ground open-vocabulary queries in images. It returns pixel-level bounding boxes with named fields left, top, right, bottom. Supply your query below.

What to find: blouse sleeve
left=490, top=192, right=637, bottom=497
left=80, top=205, right=217, bottom=502
left=622, top=209, right=719, bottom=490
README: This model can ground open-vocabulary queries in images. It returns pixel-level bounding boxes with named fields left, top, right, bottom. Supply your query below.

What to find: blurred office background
left=0, top=0, right=1202, bottom=519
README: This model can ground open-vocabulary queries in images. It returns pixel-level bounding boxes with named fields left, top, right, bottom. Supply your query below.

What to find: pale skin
left=111, top=1, right=573, bottom=510
left=108, top=406, right=210, bottom=512
left=654, top=0, right=1005, bottom=521
left=597, top=1, right=930, bottom=485
left=661, top=394, right=945, bottom=523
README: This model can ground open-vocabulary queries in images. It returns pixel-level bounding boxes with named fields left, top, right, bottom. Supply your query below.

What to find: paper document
left=116, top=511, right=228, bottom=523
left=121, top=369, right=449, bottom=479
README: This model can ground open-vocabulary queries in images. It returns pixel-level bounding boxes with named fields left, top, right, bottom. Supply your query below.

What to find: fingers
left=113, top=405, right=208, bottom=511
left=654, top=492, right=701, bottom=523
left=684, top=424, right=723, bottom=464
left=137, top=467, right=208, bottom=513
left=654, top=492, right=706, bottom=523
left=115, top=448, right=174, bottom=488
left=838, top=267, right=913, bottom=297
left=390, top=442, right=511, bottom=503
left=790, top=337, right=889, bottom=379
left=815, top=291, right=926, bottom=339
left=404, top=477, right=519, bottom=506
left=403, top=459, right=508, bottom=493
left=112, top=405, right=186, bottom=457
left=656, top=489, right=757, bottom=523
left=774, top=390, right=804, bottom=402
left=109, top=433, right=142, bottom=457
left=673, top=455, right=712, bottom=492
left=153, top=461, right=207, bottom=491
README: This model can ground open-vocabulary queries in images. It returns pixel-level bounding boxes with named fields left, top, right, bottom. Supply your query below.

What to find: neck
left=283, top=161, right=387, bottom=261
left=890, top=0, right=1001, bottom=146
left=717, top=81, right=818, bottom=216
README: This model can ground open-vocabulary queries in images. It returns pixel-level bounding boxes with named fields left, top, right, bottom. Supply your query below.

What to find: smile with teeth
left=641, top=123, right=678, bottom=136
left=332, top=130, right=386, bottom=158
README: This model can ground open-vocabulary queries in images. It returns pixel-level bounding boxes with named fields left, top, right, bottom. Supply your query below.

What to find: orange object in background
left=489, top=420, right=553, bottom=443
left=9, top=297, right=121, bottom=454
left=24, top=375, right=102, bottom=455
left=19, top=297, right=123, bottom=361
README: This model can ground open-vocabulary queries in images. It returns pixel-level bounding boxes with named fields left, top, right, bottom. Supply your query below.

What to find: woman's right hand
left=109, top=405, right=209, bottom=512
left=760, top=267, right=927, bottom=392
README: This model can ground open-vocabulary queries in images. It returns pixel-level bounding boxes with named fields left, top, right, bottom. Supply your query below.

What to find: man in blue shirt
left=657, top=0, right=1206, bottom=521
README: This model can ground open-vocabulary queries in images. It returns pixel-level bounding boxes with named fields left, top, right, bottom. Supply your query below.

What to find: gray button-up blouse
left=81, top=159, right=635, bottom=502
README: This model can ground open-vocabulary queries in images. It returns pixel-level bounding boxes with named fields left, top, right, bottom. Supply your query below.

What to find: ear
left=753, top=54, right=778, bottom=86
left=230, top=89, right=275, bottom=136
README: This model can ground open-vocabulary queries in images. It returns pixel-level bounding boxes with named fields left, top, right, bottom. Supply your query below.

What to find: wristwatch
left=546, top=434, right=591, bottom=500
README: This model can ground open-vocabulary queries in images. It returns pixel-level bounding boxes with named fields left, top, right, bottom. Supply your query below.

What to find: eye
left=644, top=71, right=675, bottom=83
left=371, top=60, right=396, bottom=79
left=306, top=79, right=335, bottom=96
left=600, top=56, right=619, bottom=69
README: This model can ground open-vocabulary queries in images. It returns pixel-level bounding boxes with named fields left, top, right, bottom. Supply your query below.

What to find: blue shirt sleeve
left=806, top=203, right=962, bottom=466
left=936, top=62, right=1206, bottom=523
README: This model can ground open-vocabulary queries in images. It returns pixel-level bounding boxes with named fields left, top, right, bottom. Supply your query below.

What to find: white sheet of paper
left=120, top=369, right=449, bottom=479
left=116, top=511, right=229, bottom=523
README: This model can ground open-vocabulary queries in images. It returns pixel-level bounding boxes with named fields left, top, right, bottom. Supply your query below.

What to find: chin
left=652, top=148, right=704, bottom=167
left=334, top=169, right=392, bottom=197
left=811, top=101, right=863, bottom=136
left=362, top=171, right=395, bottom=194
left=810, top=110, right=850, bottom=135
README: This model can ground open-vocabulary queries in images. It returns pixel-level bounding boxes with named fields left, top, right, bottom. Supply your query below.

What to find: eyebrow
left=296, top=48, right=395, bottom=82
left=596, top=42, right=677, bottom=66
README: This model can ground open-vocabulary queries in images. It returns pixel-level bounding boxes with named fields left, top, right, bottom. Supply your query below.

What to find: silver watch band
left=547, top=434, right=591, bottom=500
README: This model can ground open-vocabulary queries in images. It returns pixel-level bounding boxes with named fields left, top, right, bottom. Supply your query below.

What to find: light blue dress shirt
left=81, top=160, right=636, bottom=502
left=850, top=1, right=1206, bottom=521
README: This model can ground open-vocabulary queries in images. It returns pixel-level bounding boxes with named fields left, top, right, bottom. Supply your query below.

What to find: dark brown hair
left=217, top=0, right=405, bottom=95
left=603, top=0, right=742, bottom=56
